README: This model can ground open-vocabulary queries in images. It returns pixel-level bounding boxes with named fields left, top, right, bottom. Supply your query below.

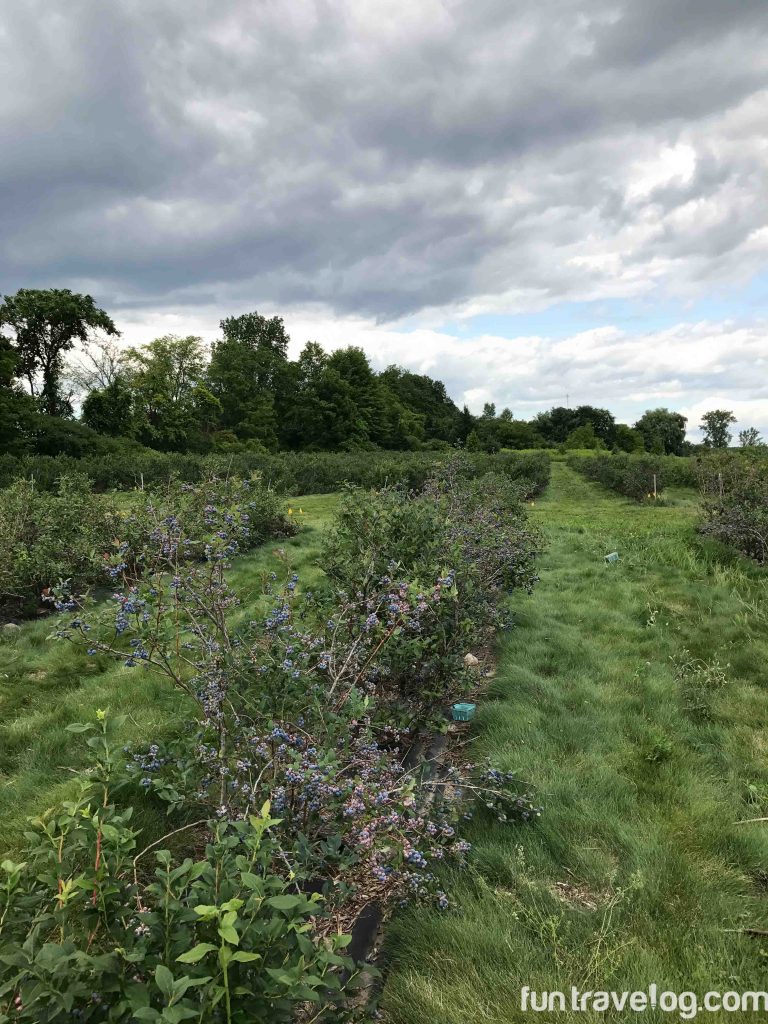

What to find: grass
left=0, top=492, right=340, bottom=851
left=382, top=464, right=768, bottom=1022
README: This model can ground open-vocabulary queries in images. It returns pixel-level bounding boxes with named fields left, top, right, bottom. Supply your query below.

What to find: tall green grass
left=383, top=464, right=768, bottom=1022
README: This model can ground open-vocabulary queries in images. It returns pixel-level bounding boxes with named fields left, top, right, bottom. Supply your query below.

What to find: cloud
left=1, top=0, right=767, bottom=323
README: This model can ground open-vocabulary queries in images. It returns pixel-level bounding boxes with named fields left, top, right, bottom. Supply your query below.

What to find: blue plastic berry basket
left=452, top=702, right=476, bottom=722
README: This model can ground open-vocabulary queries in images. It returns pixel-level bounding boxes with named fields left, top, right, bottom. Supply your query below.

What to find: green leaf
left=193, top=904, right=219, bottom=919
left=176, top=943, right=217, bottom=964
left=132, top=1009, right=161, bottom=1022
left=65, top=723, right=91, bottom=733
left=154, top=964, right=174, bottom=998
left=220, top=910, right=238, bottom=929
left=218, top=924, right=239, bottom=945
left=230, top=951, right=261, bottom=963
left=266, top=894, right=302, bottom=911
left=161, top=1008, right=199, bottom=1024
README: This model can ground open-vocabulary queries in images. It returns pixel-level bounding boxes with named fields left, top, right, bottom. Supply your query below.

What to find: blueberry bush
left=0, top=465, right=543, bottom=1019
left=0, top=474, right=119, bottom=619
left=0, top=474, right=292, bottom=620
left=569, top=452, right=695, bottom=502
left=0, top=449, right=550, bottom=498
left=697, top=450, right=768, bottom=562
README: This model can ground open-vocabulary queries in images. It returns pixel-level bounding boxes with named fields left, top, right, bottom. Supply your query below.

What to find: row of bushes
left=568, top=452, right=696, bottom=501
left=697, top=451, right=768, bottom=562
left=0, top=474, right=294, bottom=620
left=0, top=466, right=543, bottom=1019
left=0, top=448, right=550, bottom=498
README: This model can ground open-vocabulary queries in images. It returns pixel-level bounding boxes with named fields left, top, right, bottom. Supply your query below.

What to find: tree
left=0, top=288, right=118, bottom=417
left=326, top=347, right=387, bottom=446
left=81, top=377, right=136, bottom=438
left=614, top=424, right=645, bottom=453
left=739, top=427, right=764, bottom=448
left=68, top=337, right=125, bottom=394
left=207, top=311, right=291, bottom=449
left=458, top=405, right=475, bottom=444
left=573, top=405, right=616, bottom=447
left=124, top=335, right=217, bottom=451
left=0, top=335, right=35, bottom=453
left=634, top=408, right=688, bottom=455
left=701, top=409, right=736, bottom=449
left=378, top=366, right=462, bottom=444
left=532, top=407, right=578, bottom=443
left=564, top=423, right=602, bottom=449
left=496, top=419, right=545, bottom=449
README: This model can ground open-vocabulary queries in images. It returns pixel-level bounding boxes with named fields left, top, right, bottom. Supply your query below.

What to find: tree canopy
left=0, top=288, right=118, bottom=417
left=3, top=290, right=754, bottom=461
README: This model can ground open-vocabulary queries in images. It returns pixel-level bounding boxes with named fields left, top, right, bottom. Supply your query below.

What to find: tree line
left=0, top=288, right=763, bottom=457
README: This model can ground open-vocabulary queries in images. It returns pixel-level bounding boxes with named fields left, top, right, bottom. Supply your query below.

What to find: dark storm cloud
left=1, top=0, right=767, bottom=319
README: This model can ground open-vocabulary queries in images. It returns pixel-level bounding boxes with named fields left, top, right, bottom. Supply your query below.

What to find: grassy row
left=382, top=464, right=768, bottom=1021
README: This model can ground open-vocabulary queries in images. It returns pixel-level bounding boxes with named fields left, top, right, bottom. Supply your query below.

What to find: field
left=1, top=460, right=768, bottom=1019
left=382, top=464, right=768, bottom=1020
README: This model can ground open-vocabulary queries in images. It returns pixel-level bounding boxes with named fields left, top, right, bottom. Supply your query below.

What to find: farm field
left=2, top=462, right=768, bottom=1020
left=382, top=463, right=768, bottom=1021
left=0, top=492, right=340, bottom=850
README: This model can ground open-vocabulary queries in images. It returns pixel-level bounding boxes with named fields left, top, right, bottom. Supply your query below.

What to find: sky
left=1, top=0, right=767, bottom=440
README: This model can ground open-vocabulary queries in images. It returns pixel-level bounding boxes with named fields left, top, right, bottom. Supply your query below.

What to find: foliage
left=739, top=427, right=764, bottom=448
left=697, top=450, right=768, bottom=561
left=20, top=467, right=543, bottom=1018
left=124, top=337, right=220, bottom=453
left=0, top=726, right=353, bottom=1022
left=0, top=474, right=120, bottom=618
left=0, top=289, right=118, bottom=418
left=564, top=423, right=603, bottom=450
left=613, top=423, right=645, bottom=453
left=0, top=448, right=550, bottom=497
left=81, top=378, right=137, bottom=439
left=0, top=473, right=292, bottom=620
left=700, top=409, right=736, bottom=449
left=634, top=407, right=688, bottom=455
left=532, top=405, right=616, bottom=447
left=383, top=462, right=768, bottom=1022
left=569, top=452, right=696, bottom=502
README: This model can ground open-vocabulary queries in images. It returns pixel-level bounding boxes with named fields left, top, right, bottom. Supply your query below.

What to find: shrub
left=569, top=452, right=695, bottom=501
left=321, top=468, right=541, bottom=717
left=697, top=450, right=768, bottom=562
left=0, top=719, right=353, bottom=1022
left=0, top=474, right=293, bottom=620
left=1, top=448, right=551, bottom=498
left=0, top=474, right=119, bottom=618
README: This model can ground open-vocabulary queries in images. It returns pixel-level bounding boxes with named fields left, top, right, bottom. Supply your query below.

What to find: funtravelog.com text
left=520, top=986, right=768, bottom=1019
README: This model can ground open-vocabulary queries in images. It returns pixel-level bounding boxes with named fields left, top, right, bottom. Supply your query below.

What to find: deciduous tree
left=701, top=409, right=736, bottom=449
left=0, top=288, right=118, bottom=417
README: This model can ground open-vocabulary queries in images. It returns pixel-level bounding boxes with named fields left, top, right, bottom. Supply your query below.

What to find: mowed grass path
left=383, top=464, right=768, bottom=1022
left=0, top=492, right=340, bottom=852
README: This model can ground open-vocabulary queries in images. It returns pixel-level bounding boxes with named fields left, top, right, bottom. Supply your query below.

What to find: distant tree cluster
left=0, top=288, right=761, bottom=458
